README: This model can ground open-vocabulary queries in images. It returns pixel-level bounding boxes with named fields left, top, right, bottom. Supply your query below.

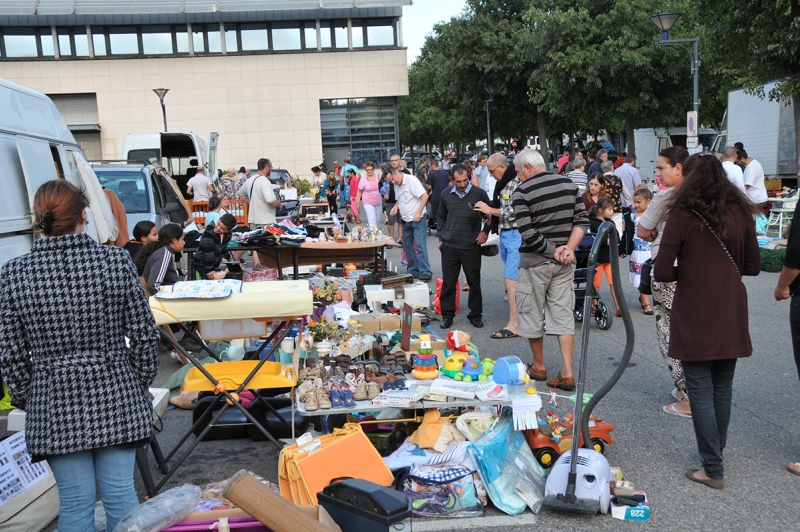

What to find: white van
left=631, top=127, right=718, bottom=183
left=0, top=78, right=117, bottom=268
left=121, top=132, right=218, bottom=199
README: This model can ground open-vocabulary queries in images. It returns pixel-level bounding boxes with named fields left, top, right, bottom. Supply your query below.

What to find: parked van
left=121, top=132, right=218, bottom=199
left=631, top=127, right=718, bottom=182
left=0, top=78, right=117, bottom=268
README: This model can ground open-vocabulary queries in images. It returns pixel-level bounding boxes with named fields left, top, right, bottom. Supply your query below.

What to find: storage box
left=318, top=479, right=411, bottom=532
left=610, top=493, right=650, bottom=521
left=364, top=283, right=430, bottom=310
left=350, top=315, right=381, bottom=334
left=765, top=178, right=783, bottom=191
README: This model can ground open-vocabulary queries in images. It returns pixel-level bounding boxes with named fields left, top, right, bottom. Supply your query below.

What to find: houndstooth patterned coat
left=0, top=233, right=160, bottom=456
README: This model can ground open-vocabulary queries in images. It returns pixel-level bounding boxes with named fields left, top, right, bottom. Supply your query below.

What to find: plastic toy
left=523, top=415, right=615, bottom=469
left=492, top=356, right=528, bottom=384
left=410, top=334, right=439, bottom=380
left=440, top=350, right=469, bottom=378
left=445, top=330, right=471, bottom=352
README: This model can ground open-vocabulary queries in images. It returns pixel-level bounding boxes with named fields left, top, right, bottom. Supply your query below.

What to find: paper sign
left=0, top=431, right=51, bottom=506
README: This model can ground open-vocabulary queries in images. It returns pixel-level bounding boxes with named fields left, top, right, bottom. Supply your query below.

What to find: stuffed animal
left=446, top=330, right=471, bottom=352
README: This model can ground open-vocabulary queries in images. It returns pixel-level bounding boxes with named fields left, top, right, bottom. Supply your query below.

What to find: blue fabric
left=500, top=229, right=522, bottom=280
left=48, top=445, right=139, bottom=531
left=450, top=183, right=473, bottom=198
left=402, top=215, right=432, bottom=277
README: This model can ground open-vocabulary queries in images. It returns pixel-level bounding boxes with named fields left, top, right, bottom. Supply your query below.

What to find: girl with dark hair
left=136, top=223, right=185, bottom=295
left=637, top=146, right=692, bottom=417
left=204, top=195, right=223, bottom=226
left=124, top=220, right=158, bottom=261
left=654, top=154, right=760, bottom=489
left=0, top=180, right=159, bottom=531
left=325, top=170, right=339, bottom=215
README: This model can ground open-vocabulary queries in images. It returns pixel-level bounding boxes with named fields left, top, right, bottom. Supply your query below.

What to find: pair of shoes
left=685, top=469, right=724, bottom=489
left=468, top=317, right=484, bottom=328
left=462, top=283, right=470, bottom=291
left=419, top=273, right=432, bottom=281
left=440, top=317, right=453, bottom=329
left=662, top=403, right=692, bottom=418
left=788, top=462, right=800, bottom=476
left=527, top=365, right=547, bottom=381
left=354, top=381, right=368, bottom=401
left=491, top=329, right=519, bottom=339
left=547, top=372, right=576, bottom=391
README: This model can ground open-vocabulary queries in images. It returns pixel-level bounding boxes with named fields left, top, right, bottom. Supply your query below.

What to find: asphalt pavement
left=4, top=227, right=799, bottom=531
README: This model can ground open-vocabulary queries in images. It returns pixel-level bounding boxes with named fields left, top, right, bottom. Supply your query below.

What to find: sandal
left=491, top=328, right=519, bottom=339
left=663, top=403, right=692, bottom=418
left=788, top=462, right=800, bottom=476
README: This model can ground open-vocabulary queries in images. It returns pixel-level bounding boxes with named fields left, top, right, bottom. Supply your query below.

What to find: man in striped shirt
left=512, top=148, right=589, bottom=390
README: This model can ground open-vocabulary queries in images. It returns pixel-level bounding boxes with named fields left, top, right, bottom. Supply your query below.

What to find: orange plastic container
left=182, top=361, right=296, bottom=392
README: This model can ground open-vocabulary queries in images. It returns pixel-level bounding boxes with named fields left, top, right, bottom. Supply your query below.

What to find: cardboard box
left=375, top=314, right=422, bottom=331
left=182, top=506, right=341, bottom=530
left=350, top=315, right=381, bottom=334
left=610, top=493, right=650, bottom=521
left=364, top=283, right=430, bottom=309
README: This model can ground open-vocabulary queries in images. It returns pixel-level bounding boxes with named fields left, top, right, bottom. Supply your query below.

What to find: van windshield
left=94, top=169, right=149, bottom=213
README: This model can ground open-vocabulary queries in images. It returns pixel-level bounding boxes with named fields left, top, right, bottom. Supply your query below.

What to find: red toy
left=523, top=415, right=615, bottom=468
left=446, top=330, right=471, bottom=352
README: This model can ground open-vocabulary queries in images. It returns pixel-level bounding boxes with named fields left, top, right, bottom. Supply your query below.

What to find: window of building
left=3, top=29, right=39, bottom=58
left=320, top=97, right=398, bottom=167
left=192, top=26, right=205, bottom=53
left=241, top=23, right=268, bottom=51
left=109, top=27, right=139, bottom=55
left=351, top=20, right=364, bottom=49
left=319, top=21, right=332, bottom=49
left=176, top=27, right=190, bottom=53
left=73, top=27, right=90, bottom=56
left=225, top=27, right=238, bottom=53
left=142, top=26, right=173, bottom=54
left=333, top=20, right=348, bottom=49
left=91, top=27, right=107, bottom=56
left=272, top=23, right=301, bottom=51
left=303, top=22, right=317, bottom=49
left=57, top=28, right=72, bottom=56
left=366, top=19, right=395, bottom=47
left=207, top=24, right=222, bottom=54
left=40, top=30, right=55, bottom=57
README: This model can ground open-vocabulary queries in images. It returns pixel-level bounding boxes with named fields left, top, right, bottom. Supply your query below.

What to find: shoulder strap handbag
left=691, top=209, right=741, bottom=280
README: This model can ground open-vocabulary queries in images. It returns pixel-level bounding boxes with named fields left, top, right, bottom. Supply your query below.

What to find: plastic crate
left=188, top=199, right=248, bottom=227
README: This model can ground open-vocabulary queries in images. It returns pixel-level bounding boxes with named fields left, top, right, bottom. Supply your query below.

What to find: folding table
left=141, top=280, right=313, bottom=495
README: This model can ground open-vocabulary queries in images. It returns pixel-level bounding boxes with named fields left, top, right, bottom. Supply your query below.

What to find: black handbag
left=639, top=258, right=653, bottom=295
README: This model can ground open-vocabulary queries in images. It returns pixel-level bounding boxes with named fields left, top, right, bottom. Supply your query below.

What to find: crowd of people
left=1, top=137, right=799, bottom=529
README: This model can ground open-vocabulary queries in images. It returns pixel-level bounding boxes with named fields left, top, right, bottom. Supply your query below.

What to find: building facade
left=0, top=0, right=410, bottom=181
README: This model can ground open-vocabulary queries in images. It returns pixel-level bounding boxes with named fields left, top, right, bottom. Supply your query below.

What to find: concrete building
left=0, top=0, right=410, bottom=180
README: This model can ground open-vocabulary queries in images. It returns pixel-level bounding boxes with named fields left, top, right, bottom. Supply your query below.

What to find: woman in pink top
left=356, top=161, right=383, bottom=228
left=347, top=168, right=361, bottom=223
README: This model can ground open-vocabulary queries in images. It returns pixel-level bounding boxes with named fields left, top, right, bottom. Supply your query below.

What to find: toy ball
left=493, top=356, right=526, bottom=384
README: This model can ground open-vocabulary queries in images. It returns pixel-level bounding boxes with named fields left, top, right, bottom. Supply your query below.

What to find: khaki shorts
left=516, top=262, right=576, bottom=338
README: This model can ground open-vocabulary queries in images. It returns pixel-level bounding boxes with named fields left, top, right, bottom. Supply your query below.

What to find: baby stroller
left=572, top=234, right=613, bottom=330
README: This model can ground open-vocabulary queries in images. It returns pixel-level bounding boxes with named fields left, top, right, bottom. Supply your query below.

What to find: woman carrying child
left=630, top=188, right=654, bottom=314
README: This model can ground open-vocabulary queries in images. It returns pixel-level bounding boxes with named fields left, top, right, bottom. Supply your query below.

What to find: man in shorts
left=512, top=148, right=589, bottom=390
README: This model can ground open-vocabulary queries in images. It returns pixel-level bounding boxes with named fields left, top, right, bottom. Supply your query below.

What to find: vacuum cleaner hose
left=580, top=221, right=635, bottom=448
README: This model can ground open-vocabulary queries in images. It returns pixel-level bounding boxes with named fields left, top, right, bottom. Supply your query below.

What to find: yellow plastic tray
left=183, top=361, right=297, bottom=392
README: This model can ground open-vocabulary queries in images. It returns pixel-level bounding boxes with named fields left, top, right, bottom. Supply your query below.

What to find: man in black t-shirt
left=426, top=159, right=450, bottom=230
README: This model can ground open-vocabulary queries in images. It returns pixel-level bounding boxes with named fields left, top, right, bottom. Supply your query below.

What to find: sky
left=403, top=0, right=468, bottom=64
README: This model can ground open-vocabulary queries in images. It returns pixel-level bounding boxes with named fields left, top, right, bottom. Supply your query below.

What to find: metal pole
left=692, top=38, right=699, bottom=114
left=160, top=99, right=168, bottom=132
left=486, top=98, right=493, bottom=154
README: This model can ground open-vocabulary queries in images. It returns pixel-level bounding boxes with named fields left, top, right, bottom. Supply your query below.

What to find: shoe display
left=315, top=389, right=331, bottom=410
left=366, top=382, right=381, bottom=400
left=354, top=381, right=368, bottom=401
left=329, top=386, right=343, bottom=408
left=340, top=386, right=356, bottom=407
left=304, top=392, right=319, bottom=412
left=440, top=317, right=453, bottom=329
left=546, top=372, right=576, bottom=391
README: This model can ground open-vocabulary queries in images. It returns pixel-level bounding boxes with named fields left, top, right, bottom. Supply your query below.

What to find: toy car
left=523, top=416, right=614, bottom=468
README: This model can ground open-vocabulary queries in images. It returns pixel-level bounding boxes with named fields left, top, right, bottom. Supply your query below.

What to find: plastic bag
left=432, top=277, right=460, bottom=315
left=401, top=465, right=485, bottom=518
left=467, top=408, right=545, bottom=516
left=113, top=484, right=201, bottom=532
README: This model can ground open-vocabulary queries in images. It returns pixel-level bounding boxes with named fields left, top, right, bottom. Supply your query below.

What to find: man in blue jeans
left=774, top=198, right=800, bottom=477
left=386, top=166, right=432, bottom=280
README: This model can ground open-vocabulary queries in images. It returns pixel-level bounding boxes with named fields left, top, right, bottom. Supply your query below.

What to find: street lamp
left=649, top=12, right=699, bottom=115
left=485, top=85, right=496, bottom=154
left=152, top=88, right=170, bottom=132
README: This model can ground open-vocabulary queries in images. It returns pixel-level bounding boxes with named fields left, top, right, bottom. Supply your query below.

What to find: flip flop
left=491, top=328, right=519, bottom=339
left=788, top=462, right=800, bottom=476
left=663, top=403, right=692, bottom=419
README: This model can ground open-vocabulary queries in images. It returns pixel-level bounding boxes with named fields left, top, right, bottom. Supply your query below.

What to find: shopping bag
left=467, top=408, right=545, bottom=516
left=433, top=277, right=460, bottom=315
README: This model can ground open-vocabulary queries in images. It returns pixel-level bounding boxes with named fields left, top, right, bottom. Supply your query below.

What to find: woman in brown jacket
left=653, top=154, right=761, bottom=489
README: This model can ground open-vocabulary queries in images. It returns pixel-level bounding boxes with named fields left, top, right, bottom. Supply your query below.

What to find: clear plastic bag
left=113, top=484, right=201, bottom=532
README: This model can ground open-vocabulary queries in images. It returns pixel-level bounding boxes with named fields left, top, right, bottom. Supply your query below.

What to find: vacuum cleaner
left=543, top=220, right=635, bottom=514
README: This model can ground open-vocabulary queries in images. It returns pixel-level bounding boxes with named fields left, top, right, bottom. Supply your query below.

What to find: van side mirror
left=162, top=202, right=181, bottom=213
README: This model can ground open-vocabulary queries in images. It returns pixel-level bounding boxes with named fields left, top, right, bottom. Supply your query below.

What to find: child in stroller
left=572, top=224, right=614, bottom=330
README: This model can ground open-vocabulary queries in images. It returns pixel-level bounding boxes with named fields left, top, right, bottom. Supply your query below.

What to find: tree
left=695, top=0, right=800, bottom=172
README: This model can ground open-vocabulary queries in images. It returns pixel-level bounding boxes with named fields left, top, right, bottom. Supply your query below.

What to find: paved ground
left=4, top=227, right=800, bottom=530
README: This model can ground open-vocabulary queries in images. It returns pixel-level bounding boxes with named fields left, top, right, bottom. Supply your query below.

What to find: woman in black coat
left=0, top=180, right=159, bottom=530
left=653, top=155, right=760, bottom=489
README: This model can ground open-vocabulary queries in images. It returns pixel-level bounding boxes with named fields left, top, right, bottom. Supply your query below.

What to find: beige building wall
left=0, top=48, right=408, bottom=181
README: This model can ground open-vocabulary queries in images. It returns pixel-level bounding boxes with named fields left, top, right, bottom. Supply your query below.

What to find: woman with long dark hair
left=135, top=223, right=185, bottom=295
left=638, top=146, right=691, bottom=417
left=653, top=154, right=760, bottom=489
left=0, top=180, right=159, bottom=530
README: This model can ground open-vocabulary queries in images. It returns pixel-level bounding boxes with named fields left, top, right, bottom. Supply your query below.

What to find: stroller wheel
left=574, top=308, right=584, bottom=322
left=595, top=301, right=613, bottom=330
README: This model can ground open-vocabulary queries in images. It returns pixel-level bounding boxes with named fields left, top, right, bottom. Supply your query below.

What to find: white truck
left=631, top=126, right=718, bottom=183
left=712, top=82, right=797, bottom=182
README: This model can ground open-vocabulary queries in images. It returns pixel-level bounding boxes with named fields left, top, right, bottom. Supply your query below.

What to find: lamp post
left=649, top=13, right=699, bottom=115
left=485, top=85, right=496, bottom=154
left=152, top=88, right=170, bottom=132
